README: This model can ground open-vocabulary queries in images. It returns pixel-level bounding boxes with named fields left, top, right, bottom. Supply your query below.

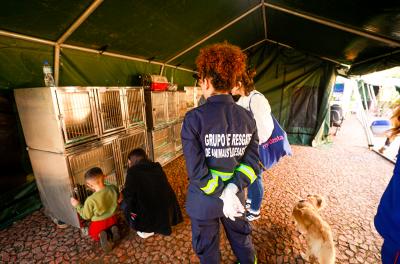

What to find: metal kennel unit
left=67, top=138, right=120, bottom=203
left=166, top=91, right=178, bottom=123
left=184, top=86, right=202, bottom=109
left=194, top=87, right=203, bottom=107
left=149, top=126, right=175, bottom=166
left=172, top=121, right=183, bottom=153
left=115, top=128, right=148, bottom=184
left=14, top=87, right=99, bottom=152
left=94, top=87, right=126, bottom=135
left=124, top=87, right=146, bottom=128
left=177, top=91, right=187, bottom=119
left=144, top=91, right=168, bottom=129
left=14, top=86, right=148, bottom=228
left=184, top=86, right=195, bottom=110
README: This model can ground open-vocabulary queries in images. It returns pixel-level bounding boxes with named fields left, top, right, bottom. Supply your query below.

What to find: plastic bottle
left=43, top=60, right=55, bottom=87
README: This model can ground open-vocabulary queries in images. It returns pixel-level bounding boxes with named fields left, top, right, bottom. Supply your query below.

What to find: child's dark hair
left=84, top=167, right=104, bottom=181
left=240, top=68, right=257, bottom=96
left=128, top=148, right=149, bottom=166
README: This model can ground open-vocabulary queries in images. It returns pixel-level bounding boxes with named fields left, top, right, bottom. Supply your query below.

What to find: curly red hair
left=195, top=42, right=247, bottom=91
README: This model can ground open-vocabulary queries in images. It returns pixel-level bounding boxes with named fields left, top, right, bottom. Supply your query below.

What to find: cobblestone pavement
left=0, top=114, right=394, bottom=263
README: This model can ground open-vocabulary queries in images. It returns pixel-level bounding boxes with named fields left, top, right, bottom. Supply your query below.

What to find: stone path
left=0, top=114, right=394, bottom=263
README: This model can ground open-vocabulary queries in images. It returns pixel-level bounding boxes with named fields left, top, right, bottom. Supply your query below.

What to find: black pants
left=190, top=216, right=256, bottom=264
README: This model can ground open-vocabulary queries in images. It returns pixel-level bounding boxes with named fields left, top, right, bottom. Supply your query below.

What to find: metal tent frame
left=1, top=0, right=399, bottom=84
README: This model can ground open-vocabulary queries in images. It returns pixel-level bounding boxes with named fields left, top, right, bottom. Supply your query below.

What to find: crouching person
left=70, top=167, right=120, bottom=252
left=121, top=148, right=183, bottom=239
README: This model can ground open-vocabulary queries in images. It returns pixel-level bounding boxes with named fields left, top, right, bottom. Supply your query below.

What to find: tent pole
left=0, top=29, right=196, bottom=74
left=242, top=39, right=267, bottom=52
left=360, top=82, right=369, bottom=111
left=57, top=0, right=104, bottom=45
left=165, top=3, right=263, bottom=64
left=351, top=50, right=400, bottom=66
left=0, top=30, right=55, bottom=46
left=264, top=38, right=347, bottom=66
left=261, top=0, right=267, bottom=38
left=54, top=45, right=60, bottom=86
left=264, top=3, right=400, bottom=47
left=60, top=44, right=196, bottom=73
left=160, top=65, right=165, bottom=75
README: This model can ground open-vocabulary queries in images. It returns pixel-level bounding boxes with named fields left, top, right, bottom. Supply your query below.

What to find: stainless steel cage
left=194, top=87, right=203, bottom=107
left=184, top=86, right=195, bottom=109
left=177, top=91, right=187, bottom=120
left=124, top=87, right=146, bottom=128
left=166, top=91, right=178, bottom=122
left=115, top=129, right=148, bottom=185
left=145, top=91, right=168, bottom=129
left=56, top=87, right=99, bottom=145
left=172, top=121, right=183, bottom=152
left=14, top=86, right=150, bottom=228
left=95, top=87, right=126, bottom=135
left=151, top=126, right=175, bottom=165
left=67, top=140, right=120, bottom=202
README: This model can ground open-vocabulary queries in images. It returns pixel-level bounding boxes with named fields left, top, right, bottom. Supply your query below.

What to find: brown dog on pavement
left=292, top=194, right=336, bottom=264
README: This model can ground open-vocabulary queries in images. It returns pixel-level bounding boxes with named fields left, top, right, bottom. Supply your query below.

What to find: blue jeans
left=247, top=172, right=264, bottom=212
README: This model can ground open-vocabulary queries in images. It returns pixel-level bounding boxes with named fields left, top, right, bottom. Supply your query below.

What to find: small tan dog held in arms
left=292, top=194, right=336, bottom=264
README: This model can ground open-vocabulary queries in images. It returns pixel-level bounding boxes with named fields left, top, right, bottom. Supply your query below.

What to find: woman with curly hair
left=375, top=105, right=400, bottom=264
left=181, top=42, right=259, bottom=263
left=231, top=69, right=274, bottom=221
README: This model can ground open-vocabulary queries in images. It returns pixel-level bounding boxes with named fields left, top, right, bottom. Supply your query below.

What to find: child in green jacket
left=70, top=167, right=120, bottom=252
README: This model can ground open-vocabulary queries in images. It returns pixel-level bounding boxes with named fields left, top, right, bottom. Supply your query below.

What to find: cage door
left=151, top=92, right=168, bottom=128
left=56, top=88, right=98, bottom=145
left=125, top=88, right=146, bottom=128
left=167, top=92, right=178, bottom=122
left=152, top=126, right=174, bottom=165
left=177, top=91, right=187, bottom=119
left=117, top=129, right=148, bottom=185
left=173, top=122, right=183, bottom=151
left=97, top=88, right=126, bottom=134
left=68, top=142, right=121, bottom=202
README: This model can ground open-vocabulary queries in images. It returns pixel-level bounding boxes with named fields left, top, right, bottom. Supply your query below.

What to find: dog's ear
left=317, top=197, right=323, bottom=207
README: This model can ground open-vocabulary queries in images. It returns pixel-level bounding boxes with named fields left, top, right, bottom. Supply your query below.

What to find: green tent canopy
left=0, top=0, right=399, bottom=144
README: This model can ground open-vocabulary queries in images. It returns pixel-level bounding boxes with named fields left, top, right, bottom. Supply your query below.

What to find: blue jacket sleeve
left=229, top=126, right=260, bottom=192
left=181, top=112, right=224, bottom=197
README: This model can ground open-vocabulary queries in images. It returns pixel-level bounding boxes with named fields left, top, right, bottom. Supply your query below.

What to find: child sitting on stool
left=121, top=148, right=182, bottom=239
left=70, top=167, right=120, bottom=252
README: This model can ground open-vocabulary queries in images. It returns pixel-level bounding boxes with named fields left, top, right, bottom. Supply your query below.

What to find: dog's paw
left=300, top=252, right=310, bottom=261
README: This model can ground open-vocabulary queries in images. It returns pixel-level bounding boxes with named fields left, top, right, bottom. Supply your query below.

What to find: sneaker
left=99, top=231, right=112, bottom=252
left=244, top=201, right=251, bottom=210
left=245, top=200, right=252, bottom=210
left=246, top=211, right=260, bottom=222
left=137, top=231, right=154, bottom=239
left=111, top=225, right=120, bottom=242
left=80, top=227, right=89, bottom=236
left=52, top=218, right=68, bottom=229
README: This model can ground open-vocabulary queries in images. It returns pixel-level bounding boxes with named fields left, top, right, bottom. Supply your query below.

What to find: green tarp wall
left=248, top=43, right=335, bottom=145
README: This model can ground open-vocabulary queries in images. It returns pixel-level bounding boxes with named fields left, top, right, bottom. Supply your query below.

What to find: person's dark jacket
left=122, top=160, right=183, bottom=235
left=375, top=148, right=400, bottom=247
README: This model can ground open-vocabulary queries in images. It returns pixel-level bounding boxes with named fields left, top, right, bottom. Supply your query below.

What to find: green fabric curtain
left=163, top=66, right=197, bottom=90
left=60, top=48, right=161, bottom=86
left=0, top=179, right=42, bottom=230
left=0, top=36, right=54, bottom=89
left=248, top=43, right=336, bottom=145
